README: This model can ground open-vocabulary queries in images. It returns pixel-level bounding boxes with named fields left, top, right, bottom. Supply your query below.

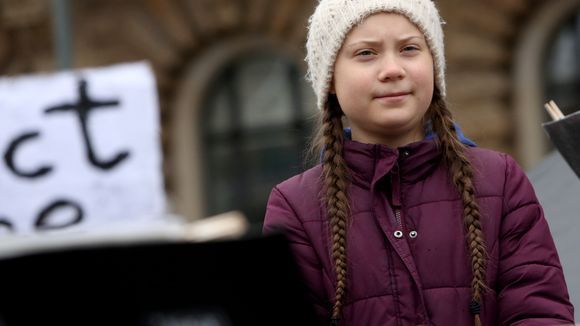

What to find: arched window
left=201, top=53, right=314, bottom=223
left=544, top=10, right=580, bottom=116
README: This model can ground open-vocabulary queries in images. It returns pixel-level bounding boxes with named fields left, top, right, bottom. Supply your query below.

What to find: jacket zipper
left=390, top=152, right=428, bottom=324
left=394, top=208, right=402, bottom=228
left=390, top=163, right=404, bottom=326
left=391, top=163, right=404, bottom=231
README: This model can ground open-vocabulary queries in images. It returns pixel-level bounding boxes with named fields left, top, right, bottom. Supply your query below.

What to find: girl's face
left=332, top=13, right=434, bottom=147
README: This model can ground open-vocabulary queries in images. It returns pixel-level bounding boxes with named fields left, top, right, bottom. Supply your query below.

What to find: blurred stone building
left=1, top=0, right=579, bottom=223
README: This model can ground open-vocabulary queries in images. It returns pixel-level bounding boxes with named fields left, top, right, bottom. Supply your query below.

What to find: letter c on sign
left=4, top=131, right=53, bottom=179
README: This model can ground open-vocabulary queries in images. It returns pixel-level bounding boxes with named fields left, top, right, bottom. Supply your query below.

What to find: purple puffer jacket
left=263, top=139, right=574, bottom=326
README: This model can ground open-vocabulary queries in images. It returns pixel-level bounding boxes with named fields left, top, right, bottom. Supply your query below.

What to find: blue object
left=343, top=123, right=477, bottom=147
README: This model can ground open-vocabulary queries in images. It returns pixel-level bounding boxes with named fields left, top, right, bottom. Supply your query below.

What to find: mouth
left=376, top=91, right=411, bottom=98
left=375, top=91, right=411, bottom=102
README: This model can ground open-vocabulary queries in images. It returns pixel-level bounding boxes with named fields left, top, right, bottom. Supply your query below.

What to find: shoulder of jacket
left=464, top=147, right=515, bottom=174
left=465, top=146, right=507, bottom=164
left=466, top=147, right=539, bottom=204
left=275, top=164, right=323, bottom=198
left=269, top=165, right=324, bottom=223
left=463, top=147, right=516, bottom=197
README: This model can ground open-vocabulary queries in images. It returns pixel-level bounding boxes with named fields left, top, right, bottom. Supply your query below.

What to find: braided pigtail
left=429, top=89, right=487, bottom=326
left=310, top=95, right=350, bottom=325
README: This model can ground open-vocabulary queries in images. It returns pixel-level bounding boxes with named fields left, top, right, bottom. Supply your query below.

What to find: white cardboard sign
left=0, top=62, right=166, bottom=234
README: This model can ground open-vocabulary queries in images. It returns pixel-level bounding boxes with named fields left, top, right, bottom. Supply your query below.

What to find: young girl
left=263, top=0, right=575, bottom=325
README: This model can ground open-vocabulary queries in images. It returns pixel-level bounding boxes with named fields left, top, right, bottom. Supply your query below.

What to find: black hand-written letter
left=4, top=131, right=53, bottom=178
left=45, top=78, right=129, bottom=170
left=35, top=199, right=84, bottom=231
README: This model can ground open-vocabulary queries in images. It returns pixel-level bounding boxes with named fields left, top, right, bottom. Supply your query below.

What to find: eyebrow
left=344, top=35, right=426, bottom=49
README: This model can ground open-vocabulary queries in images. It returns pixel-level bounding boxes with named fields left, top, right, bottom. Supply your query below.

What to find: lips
left=375, top=91, right=411, bottom=98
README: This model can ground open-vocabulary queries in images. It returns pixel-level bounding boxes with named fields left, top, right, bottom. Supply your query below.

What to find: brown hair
left=310, top=89, right=486, bottom=326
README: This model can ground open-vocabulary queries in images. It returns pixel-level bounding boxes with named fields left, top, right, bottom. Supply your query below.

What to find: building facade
left=1, top=0, right=578, bottom=222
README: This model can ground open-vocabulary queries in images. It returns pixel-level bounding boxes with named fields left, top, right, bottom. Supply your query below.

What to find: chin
left=375, top=117, right=416, bottom=128
left=376, top=120, right=422, bottom=134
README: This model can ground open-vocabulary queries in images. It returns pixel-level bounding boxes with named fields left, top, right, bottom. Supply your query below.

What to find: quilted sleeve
left=263, top=186, right=329, bottom=325
left=496, top=154, right=575, bottom=325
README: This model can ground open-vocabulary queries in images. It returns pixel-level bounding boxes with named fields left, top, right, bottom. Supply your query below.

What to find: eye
left=356, top=50, right=375, bottom=56
left=401, top=45, right=420, bottom=53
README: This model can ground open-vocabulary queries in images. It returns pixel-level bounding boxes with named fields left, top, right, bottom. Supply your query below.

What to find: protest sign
left=0, top=62, right=166, bottom=234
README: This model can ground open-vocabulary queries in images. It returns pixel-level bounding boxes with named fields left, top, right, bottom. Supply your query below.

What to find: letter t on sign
left=44, top=78, right=129, bottom=170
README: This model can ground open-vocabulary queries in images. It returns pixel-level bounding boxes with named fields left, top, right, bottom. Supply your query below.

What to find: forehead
left=347, top=12, right=424, bottom=39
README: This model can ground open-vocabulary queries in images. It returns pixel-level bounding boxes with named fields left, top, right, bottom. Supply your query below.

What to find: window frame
left=201, top=52, right=311, bottom=221
left=170, top=36, right=310, bottom=220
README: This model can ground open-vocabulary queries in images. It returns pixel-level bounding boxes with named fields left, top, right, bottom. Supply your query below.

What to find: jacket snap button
left=402, top=150, right=410, bottom=156
left=409, top=230, right=418, bottom=238
left=394, top=230, right=403, bottom=238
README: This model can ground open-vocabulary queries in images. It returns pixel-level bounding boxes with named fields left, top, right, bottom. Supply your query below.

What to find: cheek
left=410, top=61, right=434, bottom=84
left=409, top=65, right=434, bottom=100
left=334, top=62, right=371, bottom=93
left=336, top=75, right=371, bottom=99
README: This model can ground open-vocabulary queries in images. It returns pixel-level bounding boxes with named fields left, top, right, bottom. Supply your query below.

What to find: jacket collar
left=343, top=139, right=442, bottom=189
left=340, top=123, right=475, bottom=189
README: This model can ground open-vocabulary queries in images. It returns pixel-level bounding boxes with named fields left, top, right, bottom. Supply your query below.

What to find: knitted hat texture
left=306, top=0, right=446, bottom=111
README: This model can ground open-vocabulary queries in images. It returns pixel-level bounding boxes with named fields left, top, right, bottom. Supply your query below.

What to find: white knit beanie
left=306, top=0, right=446, bottom=111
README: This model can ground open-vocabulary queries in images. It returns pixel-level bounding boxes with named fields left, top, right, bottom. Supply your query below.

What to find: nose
left=377, top=55, right=405, bottom=82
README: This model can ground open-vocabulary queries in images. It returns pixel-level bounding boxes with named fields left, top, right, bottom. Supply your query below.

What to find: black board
left=0, top=233, right=318, bottom=326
